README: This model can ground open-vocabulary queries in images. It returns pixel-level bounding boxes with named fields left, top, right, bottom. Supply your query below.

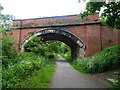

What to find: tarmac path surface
left=49, top=56, right=119, bottom=88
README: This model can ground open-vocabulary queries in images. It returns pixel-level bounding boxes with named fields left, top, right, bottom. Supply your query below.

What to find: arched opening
left=24, top=40, right=72, bottom=60
left=20, top=29, right=85, bottom=60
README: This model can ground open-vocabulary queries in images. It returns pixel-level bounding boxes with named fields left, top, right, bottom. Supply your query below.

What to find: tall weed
left=71, top=45, right=120, bottom=73
left=2, top=52, right=48, bottom=88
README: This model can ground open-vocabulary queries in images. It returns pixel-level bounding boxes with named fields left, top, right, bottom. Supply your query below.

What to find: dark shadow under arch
left=20, top=29, right=86, bottom=60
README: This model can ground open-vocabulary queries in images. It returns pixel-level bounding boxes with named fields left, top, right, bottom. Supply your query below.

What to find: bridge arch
left=20, top=29, right=86, bottom=60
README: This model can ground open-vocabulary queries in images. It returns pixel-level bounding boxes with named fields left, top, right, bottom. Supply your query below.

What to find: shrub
left=24, top=37, right=48, bottom=56
left=111, top=72, right=120, bottom=89
left=71, top=45, right=120, bottom=73
left=2, top=52, right=48, bottom=88
left=24, top=37, right=71, bottom=60
left=61, top=51, right=71, bottom=61
left=1, top=32, right=18, bottom=68
left=113, top=78, right=120, bottom=88
left=19, top=64, right=55, bottom=88
left=1, top=32, right=17, bottom=59
left=45, top=52, right=58, bottom=60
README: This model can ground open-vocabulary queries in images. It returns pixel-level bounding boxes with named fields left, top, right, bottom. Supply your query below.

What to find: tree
left=0, top=14, right=14, bottom=29
left=101, top=2, right=120, bottom=29
left=0, top=4, right=17, bottom=59
left=1, top=33, right=17, bottom=59
left=85, top=2, right=105, bottom=14
left=0, top=4, right=14, bottom=30
left=79, top=1, right=120, bottom=29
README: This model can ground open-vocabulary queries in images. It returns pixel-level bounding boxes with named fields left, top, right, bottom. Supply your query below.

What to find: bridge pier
left=71, top=46, right=85, bottom=60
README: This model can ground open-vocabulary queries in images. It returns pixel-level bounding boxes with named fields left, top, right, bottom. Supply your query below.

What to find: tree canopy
left=0, top=4, right=14, bottom=30
left=101, top=2, right=120, bottom=29
left=79, top=1, right=120, bottom=29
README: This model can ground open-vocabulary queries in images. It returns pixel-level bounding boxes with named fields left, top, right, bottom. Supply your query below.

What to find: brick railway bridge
left=8, top=14, right=120, bottom=59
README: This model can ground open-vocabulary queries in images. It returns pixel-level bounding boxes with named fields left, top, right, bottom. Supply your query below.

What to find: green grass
left=70, top=63, right=88, bottom=74
left=2, top=52, right=49, bottom=88
left=71, top=45, right=120, bottom=73
left=19, top=63, right=55, bottom=88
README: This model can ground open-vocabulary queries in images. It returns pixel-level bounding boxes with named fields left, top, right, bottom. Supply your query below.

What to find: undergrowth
left=71, top=45, right=120, bottom=73
left=71, top=45, right=120, bottom=88
left=1, top=34, right=57, bottom=89
left=2, top=52, right=49, bottom=88
left=19, top=63, right=55, bottom=88
left=112, top=78, right=120, bottom=88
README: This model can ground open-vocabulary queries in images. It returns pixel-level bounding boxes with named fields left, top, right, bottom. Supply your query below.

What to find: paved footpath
left=49, top=57, right=113, bottom=88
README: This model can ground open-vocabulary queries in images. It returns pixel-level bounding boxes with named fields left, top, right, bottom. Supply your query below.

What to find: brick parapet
left=12, top=14, right=100, bottom=28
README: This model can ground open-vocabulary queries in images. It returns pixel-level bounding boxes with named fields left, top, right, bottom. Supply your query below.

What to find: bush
left=61, top=51, right=71, bottom=61
left=2, top=52, right=48, bottom=88
left=24, top=37, right=48, bottom=56
left=113, top=77, right=120, bottom=88
left=19, top=64, right=55, bottom=88
left=1, top=32, right=17, bottom=59
left=1, top=32, right=18, bottom=68
left=24, top=37, right=71, bottom=60
left=71, top=45, right=120, bottom=73
left=45, top=52, right=58, bottom=60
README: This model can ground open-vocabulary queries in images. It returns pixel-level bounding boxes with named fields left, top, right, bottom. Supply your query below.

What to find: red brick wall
left=101, top=26, right=119, bottom=49
left=6, top=29, right=20, bottom=51
left=67, top=25, right=86, bottom=44
left=8, top=14, right=120, bottom=57
left=85, top=24, right=101, bottom=56
left=67, top=24, right=102, bottom=57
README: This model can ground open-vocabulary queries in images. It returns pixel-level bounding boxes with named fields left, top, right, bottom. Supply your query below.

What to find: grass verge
left=2, top=52, right=52, bottom=88
left=19, top=63, right=55, bottom=88
left=70, top=62, right=88, bottom=74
